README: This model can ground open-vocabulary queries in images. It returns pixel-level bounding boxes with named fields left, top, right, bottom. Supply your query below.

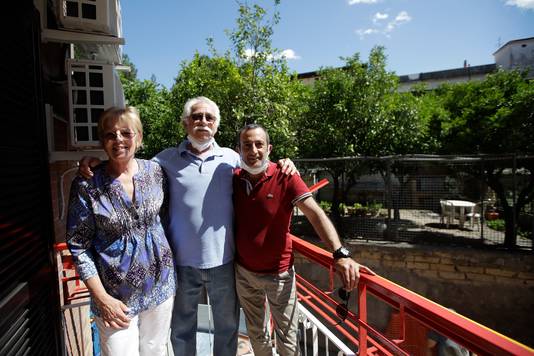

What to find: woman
left=67, top=106, right=175, bottom=356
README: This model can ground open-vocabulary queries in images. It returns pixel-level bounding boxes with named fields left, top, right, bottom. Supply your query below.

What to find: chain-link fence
left=293, top=155, right=534, bottom=250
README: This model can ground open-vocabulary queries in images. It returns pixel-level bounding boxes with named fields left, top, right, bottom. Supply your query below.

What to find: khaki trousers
left=235, top=263, right=299, bottom=356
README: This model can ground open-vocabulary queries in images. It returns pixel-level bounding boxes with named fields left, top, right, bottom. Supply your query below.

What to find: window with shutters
left=67, top=60, right=117, bottom=146
left=58, top=0, right=111, bottom=33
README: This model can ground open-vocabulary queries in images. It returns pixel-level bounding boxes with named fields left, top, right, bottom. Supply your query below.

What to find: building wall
left=494, top=37, right=534, bottom=75
left=397, top=72, right=489, bottom=92
left=295, top=241, right=534, bottom=348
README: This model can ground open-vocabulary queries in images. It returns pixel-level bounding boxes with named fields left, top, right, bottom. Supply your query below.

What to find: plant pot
left=485, top=211, right=499, bottom=220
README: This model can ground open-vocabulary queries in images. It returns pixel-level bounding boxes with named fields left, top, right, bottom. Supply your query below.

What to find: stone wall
left=294, top=240, right=534, bottom=348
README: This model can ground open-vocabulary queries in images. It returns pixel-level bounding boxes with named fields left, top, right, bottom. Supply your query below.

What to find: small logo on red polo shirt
left=267, top=193, right=274, bottom=199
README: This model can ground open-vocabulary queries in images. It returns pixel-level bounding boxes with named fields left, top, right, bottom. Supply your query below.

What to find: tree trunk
left=330, top=174, right=344, bottom=238
left=502, top=205, right=517, bottom=248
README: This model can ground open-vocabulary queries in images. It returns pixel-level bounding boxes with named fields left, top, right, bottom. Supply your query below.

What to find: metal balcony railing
left=292, top=235, right=534, bottom=356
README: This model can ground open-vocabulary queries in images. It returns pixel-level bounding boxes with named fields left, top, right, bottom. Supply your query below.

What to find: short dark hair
left=238, top=123, right=270, bottom=148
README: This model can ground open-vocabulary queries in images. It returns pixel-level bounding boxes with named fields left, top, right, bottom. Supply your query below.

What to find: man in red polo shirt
left=233, top=123, right=372, bottom=356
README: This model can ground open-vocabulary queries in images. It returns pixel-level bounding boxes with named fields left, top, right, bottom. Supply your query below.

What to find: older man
left=153, top=96, right=240, bottom=355
left=233, top=123, right=373, bottom=356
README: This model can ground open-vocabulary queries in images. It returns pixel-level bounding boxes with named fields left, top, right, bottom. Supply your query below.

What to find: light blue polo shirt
left=153, top=141, right=240, bottom=269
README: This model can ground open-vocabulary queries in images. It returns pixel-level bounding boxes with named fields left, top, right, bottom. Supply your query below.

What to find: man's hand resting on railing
left=335, top=258, right=375, bottom=291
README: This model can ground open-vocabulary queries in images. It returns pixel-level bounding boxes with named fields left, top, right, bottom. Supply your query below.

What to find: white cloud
left=356, top=10, right=411, bottom=39
left=244, top=48, right=301, bottom=61
left=355, top=28, right=380, bottom=39
left=385, top=11, right=412, bottom=33
left=348, top=0, right=379, bottom=5
left=243, top=48, right=256, bottom=59
left=394, top=10, right=412, bottom=23
left=505, top=0, right=534, bottom=9
left=372, top=12, right=389, bottom=23
left=278, top=49, right=301, bottom=60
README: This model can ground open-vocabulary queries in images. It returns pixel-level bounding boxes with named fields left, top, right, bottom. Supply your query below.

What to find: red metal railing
left=292, top=235, right=534, bottom=356
left=308, top=178, right=330, bottom=193
left=54, top=242, right=90, bottom=304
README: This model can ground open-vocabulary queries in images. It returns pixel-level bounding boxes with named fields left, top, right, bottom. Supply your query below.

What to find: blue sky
left=121, top=0, right=534, bottom=89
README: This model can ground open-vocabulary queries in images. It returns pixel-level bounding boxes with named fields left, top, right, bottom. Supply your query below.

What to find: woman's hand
left=85, top=277, right=130, bottom=329
left=94, top=293, right=131, bottom=329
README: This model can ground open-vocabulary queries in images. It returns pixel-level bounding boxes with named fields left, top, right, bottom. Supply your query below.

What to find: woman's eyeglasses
left=190, top=112, right=216, bottom=123
left=104, top=130, right=137, bottom=141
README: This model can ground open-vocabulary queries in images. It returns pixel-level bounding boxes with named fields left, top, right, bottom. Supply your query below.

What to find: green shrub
left=319, top=201, right=332, bottom=214
left=487, top=219, right=505, bottom=232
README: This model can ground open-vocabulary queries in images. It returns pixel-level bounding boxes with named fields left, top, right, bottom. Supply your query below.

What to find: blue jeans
left=170, top=262, right=239, bottom=356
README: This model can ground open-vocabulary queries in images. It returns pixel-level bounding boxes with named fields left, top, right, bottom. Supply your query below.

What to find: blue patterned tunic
left=67, top=159, right=175, bottom=317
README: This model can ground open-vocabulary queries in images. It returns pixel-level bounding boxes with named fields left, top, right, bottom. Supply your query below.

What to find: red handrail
left=291, top=234, right=534, bottom=355
left=308, top=178, right=329, bottom=193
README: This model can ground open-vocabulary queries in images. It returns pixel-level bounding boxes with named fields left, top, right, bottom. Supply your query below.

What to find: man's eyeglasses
left=104, top=130, right=137, bottom=141
left=190, top=112, right=216, bottom=123
left=336, top=288, right=351, bottom=322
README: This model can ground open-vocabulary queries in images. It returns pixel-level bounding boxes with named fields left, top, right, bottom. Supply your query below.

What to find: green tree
left=298, top=47, right=430, bottom=225
left=432, top=69, right=534, bottom=247
left=170, top=54, right=243, bottom=149
left=169, top=1, right=307, bottom=159
left=119, top=53, right=138, bottom=82
left=120, top=57, right=177, bottom=158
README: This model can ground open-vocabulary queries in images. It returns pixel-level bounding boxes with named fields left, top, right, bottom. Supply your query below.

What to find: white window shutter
left=67, top=59, right=120, bottom=147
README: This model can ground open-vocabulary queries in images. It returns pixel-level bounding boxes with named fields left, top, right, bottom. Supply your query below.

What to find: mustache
left=193, top=126, right=213, bottom=134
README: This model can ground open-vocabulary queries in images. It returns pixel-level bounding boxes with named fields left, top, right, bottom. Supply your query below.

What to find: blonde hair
left=98, top=106, right=143, bottom=151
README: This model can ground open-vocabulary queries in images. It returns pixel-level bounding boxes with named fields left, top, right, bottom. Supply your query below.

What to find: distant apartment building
left=298, top=37, right=534, bottom=92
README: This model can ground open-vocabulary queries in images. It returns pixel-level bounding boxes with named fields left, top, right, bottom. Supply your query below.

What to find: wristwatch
left=333, top=246, right=351, bottom=260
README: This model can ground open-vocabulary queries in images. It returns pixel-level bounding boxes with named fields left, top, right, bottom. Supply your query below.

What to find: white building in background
left=298, top=36, right=534, bottom=92
left=494, top=37, right=534, bottom=73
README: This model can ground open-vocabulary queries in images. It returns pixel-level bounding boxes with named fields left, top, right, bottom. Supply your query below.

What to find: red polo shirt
left=233, top=162, right=312, bottom=273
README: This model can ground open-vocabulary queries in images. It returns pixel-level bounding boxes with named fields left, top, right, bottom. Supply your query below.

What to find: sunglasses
left=190, top=112, right=216, bottom=123
left=104, top=130, right=136, bottom=141
left=336, top=288, right=351, bottom=322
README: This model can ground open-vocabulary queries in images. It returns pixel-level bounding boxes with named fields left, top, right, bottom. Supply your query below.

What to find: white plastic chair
left=466, top=203, right=483, bottom=230
left=440, top=200, right=455, bottom=228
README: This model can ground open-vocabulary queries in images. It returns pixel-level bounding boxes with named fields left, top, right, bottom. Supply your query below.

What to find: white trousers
left=95, top=296, right=174, bottom=356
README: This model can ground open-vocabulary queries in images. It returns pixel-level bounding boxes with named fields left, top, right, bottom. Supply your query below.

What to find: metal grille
left=0, top=2, right=61, bottom=355
left=294, top=155, right=534, bottom=250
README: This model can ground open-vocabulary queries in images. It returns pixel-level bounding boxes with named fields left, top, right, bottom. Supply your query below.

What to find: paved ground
left=292, top=208, right=532, bottom=249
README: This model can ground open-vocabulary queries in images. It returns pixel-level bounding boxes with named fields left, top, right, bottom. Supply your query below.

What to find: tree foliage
left=169, top=1, right=307, bottom=159
left=433, top=69, right=534, bottom=154
left=429, top=69, right=534, bottom=247
left=299, top=47, right=432, bottom=158
left=120, top=61, right=178, bottom=159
